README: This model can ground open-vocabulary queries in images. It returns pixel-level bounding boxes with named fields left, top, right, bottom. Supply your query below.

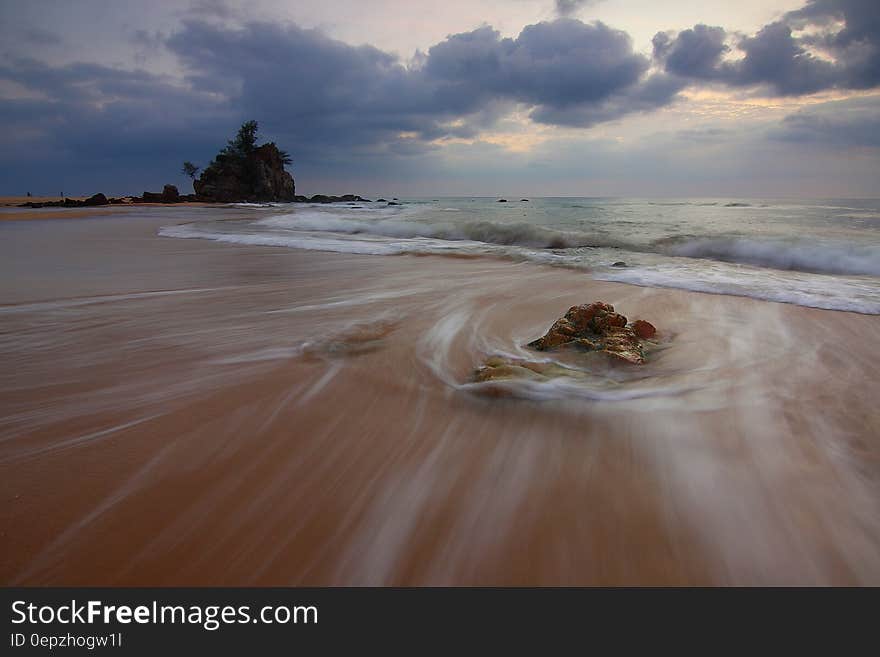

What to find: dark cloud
left=1, top=16, right=680, bottom=192
left=529, top=72, right=684, bottom=127
left=652, top=24, right=727, bottom=79
left=772, top=96, right=880, bottom=148
left=424, top=19, right=673, bottom=126
left=554, top=0, right=598, bottom=17
left=654, top=0, right=880, bottom=96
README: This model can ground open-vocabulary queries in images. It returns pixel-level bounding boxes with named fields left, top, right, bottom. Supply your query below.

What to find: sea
left=159, top=197, right=880, bottom=314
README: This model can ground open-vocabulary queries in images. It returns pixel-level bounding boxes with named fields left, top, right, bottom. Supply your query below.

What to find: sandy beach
left=1, top=207, right=879, bottom=586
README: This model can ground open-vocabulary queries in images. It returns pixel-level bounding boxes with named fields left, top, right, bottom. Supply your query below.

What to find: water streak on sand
left=2, top=208, right=879, bottom=585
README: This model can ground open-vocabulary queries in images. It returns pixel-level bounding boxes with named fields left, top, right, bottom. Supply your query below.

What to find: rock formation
left=526, top=301, right=654, bottom=364
left=142, top=184, right=181, bottom=203
left=472, top=302, right=659, bottom=386
left=194, top=142, right=295, bottom=203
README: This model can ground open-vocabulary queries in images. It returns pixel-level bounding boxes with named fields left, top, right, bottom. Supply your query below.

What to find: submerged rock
left=526, top=301, right=657, bottom=365
left=473, top=356, right=586, bottom=384
left=611, top=261, right=627, bottom=267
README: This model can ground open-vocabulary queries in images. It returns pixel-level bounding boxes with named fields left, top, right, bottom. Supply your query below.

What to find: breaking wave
left=258, top=212, right=599, bottom=249
left=663, top=238, right=880, bottom=277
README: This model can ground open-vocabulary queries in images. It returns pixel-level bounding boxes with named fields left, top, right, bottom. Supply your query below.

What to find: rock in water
left=527, top=301, right=656, bottom=364
left=194, top=142, right=295, bottom=202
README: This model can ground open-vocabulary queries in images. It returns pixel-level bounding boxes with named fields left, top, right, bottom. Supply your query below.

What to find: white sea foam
left=597, top=266, right=880, bottom=315
left=664, top=237, right=880, bottom=277
left=259, top=212, right=585, bottom=248
left=158, top=197, right=880, bottom=315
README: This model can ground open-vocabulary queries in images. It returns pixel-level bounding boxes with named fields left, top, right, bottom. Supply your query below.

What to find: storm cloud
left=0, top=15, right=685, bottom=192
left=654, top=0, right=880, bottom=95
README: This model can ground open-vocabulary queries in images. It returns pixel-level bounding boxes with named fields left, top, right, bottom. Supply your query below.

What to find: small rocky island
left=191, top=120, right=296, bottom=202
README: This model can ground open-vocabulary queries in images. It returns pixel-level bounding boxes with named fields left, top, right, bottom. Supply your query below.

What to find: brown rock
left=526, top=301, right=655, bottom=365
left=632, top=319, right=656, bottom=339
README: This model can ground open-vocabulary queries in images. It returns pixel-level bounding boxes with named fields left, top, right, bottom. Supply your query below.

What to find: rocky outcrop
left=472, top=302, right=658, bottom=386
left=194, top=143, right=296, bottom=202
left=19, top=188, right=197, bottom=208
left=527, top=301, right=656, bottom=364
left=141, top=184, right=181, bottom=203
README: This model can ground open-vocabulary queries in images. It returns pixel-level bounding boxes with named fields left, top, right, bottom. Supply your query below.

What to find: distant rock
left=497, top=198, right=508, bottom=202
left=376, top=198, right=388, bottom=203
left=520, top=199, right=529, bottom=202
left=386, top=201, right=401, bottom=206
left=162, top=184, right=179, bottom=202
left=140, top=184, right=181, bottom=203
left=526, top=301, right=657, bottom=364
left=82, top=193, right=109, bottom=206
left=306, top=194, right=371, bottom=204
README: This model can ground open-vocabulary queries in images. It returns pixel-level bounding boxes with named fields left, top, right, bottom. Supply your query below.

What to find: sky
left=1, top=0, right=878, bottom=197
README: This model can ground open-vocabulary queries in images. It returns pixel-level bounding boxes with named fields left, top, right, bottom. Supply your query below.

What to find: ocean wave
left=597, top=267, right=880, bottom=315
left=259, top=212, right=595, bottom=249
left=662, top=237, right=880, bottom=276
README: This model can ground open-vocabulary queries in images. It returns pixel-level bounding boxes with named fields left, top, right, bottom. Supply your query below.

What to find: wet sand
left=1, top=211, right=879, bottom=585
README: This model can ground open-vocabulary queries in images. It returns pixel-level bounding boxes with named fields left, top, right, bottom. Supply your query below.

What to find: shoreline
left=1, top=209, right=879, bottom=585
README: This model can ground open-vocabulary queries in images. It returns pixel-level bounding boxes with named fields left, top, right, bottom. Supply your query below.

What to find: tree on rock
left=182, top=161, right=200, bottom=179
left=226, top=120, right=259, bottom=157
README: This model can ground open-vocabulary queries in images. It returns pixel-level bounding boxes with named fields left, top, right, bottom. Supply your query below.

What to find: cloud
left=424, top=19, right=676, bottom=126
left=654, top=0, right=880, bottom=96
left=2, top=16, right=682, bottom=192
left=554, top=0, right=598, bottom=17
left=772, top=95, right=880, bottom=148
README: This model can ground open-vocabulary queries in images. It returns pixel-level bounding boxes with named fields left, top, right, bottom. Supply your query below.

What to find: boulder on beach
left=82, top=193, right=109, bottom=206
left=526, top=301, right=657, bottom=364
left=631, top=319, right=656, bottom=339
left=162, top=184, right=180, bottom=202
